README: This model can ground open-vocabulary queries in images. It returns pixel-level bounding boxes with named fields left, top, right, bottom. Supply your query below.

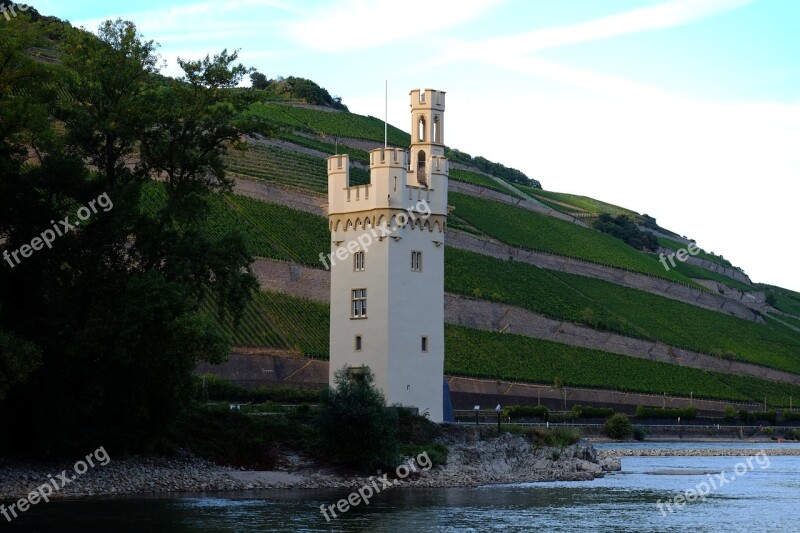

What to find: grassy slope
left=668, top=259, right=754, bottom=292
left=445, top=248, right=800, bottom=374
left=760, top=284, right=800, bottom=317
left=450, top=192, right=700, bottom=286
left=657, top=236, right=735, bottom=269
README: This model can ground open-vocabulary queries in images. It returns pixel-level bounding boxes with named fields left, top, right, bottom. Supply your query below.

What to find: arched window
left=433, top=116, right=440, bottom=143
left=417, top=149, right=427, bottom=186
left=418, top=116, right=425, bottom=142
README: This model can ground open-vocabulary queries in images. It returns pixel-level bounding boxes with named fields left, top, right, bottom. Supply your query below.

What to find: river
left=5, top=442, right=800, bottom=532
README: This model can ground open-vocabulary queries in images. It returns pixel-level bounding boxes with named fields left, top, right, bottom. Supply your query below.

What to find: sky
left=35, top=0, right=800, bottom=292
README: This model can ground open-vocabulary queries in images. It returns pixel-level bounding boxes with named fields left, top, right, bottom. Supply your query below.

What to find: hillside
left=3, top=10, right=799, bottom=416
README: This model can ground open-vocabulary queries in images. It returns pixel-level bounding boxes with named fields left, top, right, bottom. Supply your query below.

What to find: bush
left=605, top=414, right=634, bottom=440
left=317, top=366, right=398, bottom=471
left=572, top=404, right=615, bottom=419
left=739, top=410, right=777, bottom=424
left=635, top=405, right=697, bottom=420
left=783, top=410, right=800, bottom=423
left=633, top=425, right=648, bottom=441
left=503, top=404, right=550, bottom=420
left=723, top=406, right=738, bottom=420
left=398, top=443, right=448, bottom=468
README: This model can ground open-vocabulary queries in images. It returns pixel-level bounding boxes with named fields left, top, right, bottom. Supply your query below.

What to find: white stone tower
left=326, top=89, right=448, bottom=422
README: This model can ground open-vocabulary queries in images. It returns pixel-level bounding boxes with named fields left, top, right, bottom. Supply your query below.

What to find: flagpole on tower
left=384, top=79, right=388, bottom=149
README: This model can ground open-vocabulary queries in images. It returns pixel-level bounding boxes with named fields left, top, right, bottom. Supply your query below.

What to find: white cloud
left=285, top=0, right=505, bottom=52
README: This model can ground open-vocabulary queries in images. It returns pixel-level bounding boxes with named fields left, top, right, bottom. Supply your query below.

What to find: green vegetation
left=656, top=236, right=734, bottom=268
left=274, top=131, right=371, bottom=164
left=248, top=74, right=348, bottom=110
left=740, top=410, right=777, bottom=424
left=760, top=284, right=800, bottom=317
left=444, top=325, right=800, bottom=406
left=203, top=290, right=329, bottom=356
left=571, top=405, right=615, bottom=418
left=450, top=193, right=699, bottom=285
left=446, top=248, right=800, bottom=373
left=669, top=259, right=754, bottom=292
left=446, top=148, right=540, bottom=188
left=517, top=186, right=640, bottom=218
left=223, top=143, right=369, bottom=193
left=605, top=414, right=634, bottom=439
left=197, top=374, right=322, bottom=403
left=593, top=213, right=658, bottom=251
left=318, top=366, right=399, bottom=470
left=141, top=181, right=330, bottom=265
left=244, top=102, right=411, bottom=146
left=635, top=406, right=697, bottom=420
left=449, top=168, right=525, bottom=199
left=503, top=405, right=550, bottom=420
left=0, top=19, right=257, bottom=454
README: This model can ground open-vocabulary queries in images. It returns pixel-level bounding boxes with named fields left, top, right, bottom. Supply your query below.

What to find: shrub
left=605, top=414, right=634, bottom=440
left=635, top=405, right=697, bottom=420
left=723, top=406, right=738, bottom=420
left=317, top=366, right=398, bottom=471
left=196, top=374, right=322, bottom=404
left=783, top=410, right=800, bottom=423
left=633, top=425, right=648, bottom=441
left=398, top=443, right=448, bottom=468
left=572, top=404, right=615, bottom=419
left=739, top=410, right=777, bottom=424
left=503, top=404, right=550, bottom=420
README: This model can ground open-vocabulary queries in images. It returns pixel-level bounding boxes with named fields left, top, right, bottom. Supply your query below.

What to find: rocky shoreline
left=0, top=435, right=617, bottom=500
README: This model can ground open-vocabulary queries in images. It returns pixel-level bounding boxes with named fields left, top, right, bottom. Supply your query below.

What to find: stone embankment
left=599, top=448, right=800, bottom=458
left=0, top=438, right=610, bottom=499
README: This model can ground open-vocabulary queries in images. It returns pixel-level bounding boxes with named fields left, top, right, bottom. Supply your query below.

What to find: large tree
left=0, top=18, right=257, bottom=455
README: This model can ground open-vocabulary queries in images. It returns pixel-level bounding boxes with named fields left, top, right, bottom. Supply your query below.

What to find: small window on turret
left=433, top=116, right=440, bottom=144
left=411, top=251, right=422, bottom=272
left=354, top=251, right=365, bottom=271
left=418, top=117, right=425, bottom=142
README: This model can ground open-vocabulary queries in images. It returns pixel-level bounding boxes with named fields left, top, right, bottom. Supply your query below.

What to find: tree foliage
left=317, top=366, right=398, bottom=471
left=593, top=213, right=659, bottom=252
left=0, top=17, right=256, bottom=455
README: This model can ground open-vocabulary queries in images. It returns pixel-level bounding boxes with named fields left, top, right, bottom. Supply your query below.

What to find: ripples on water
left=6, top=443, right=800, bottom=532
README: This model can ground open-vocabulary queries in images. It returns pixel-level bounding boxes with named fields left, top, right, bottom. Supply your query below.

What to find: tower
left=326, top=89, right=448, bottom=422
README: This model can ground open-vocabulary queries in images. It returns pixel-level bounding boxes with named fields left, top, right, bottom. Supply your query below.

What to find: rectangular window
left=411, top=251, right=422, bottom=272
left=421, top=336, right=428, bottom=352
left=351, top=289, right=367, bottom=318
left=354, top=251, right=365, bottom=271
left=355, top=335, right=362, bottom=351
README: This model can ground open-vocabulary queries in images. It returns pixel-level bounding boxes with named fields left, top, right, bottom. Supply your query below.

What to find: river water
left=6, top=442, right=800, bottom=532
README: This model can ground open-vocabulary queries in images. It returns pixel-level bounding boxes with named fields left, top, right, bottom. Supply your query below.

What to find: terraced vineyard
left=449, top=169, right=525, bottom=199
left=444, top=325, right=800, bottom=406
left=274, top=131, right=371, bottom=164
left=516, top=185, right=640, bottom=218
left=204, top=290, right=329, bottom=357
left=449, top=192, right=700, bottom=286
left=760, top=284, right=800, bottom=317
left=223, top=143, right=370, bottom=193
left=657, top=236, right=734, bottom=269
left=445, top=247, right=800, bottom=374
left=140, top=181, right=329, bottom=265
left=669, top=259, right=754, bottom=292
left=245, top=102, right=411, bottom=146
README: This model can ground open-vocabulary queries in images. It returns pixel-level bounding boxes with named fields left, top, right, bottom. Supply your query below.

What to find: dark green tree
left=0, top=19, right=256, bottom=455
left=318, top=366, right=398, bottom=471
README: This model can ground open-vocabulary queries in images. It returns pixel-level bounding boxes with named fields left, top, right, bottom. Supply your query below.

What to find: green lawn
left=760, top=284, right=800, bottom=317
left=516, top=185, right=640, bottom=218
left=449, top=192, right=700, bottom=286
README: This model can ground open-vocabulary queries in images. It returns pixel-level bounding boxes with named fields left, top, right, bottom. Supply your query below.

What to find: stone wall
left=444, top=295, right=799, bottom=385
left=448, top=231, right=762, bottom=322
left=232, top=177, right=325, bottom=216
left=251, top=258, right=796, bottom=385
left=448, top=180, right=587, bottom=226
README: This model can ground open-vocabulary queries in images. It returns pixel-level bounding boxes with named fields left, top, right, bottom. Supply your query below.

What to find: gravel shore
left=0, top=435, right=614, bottom=500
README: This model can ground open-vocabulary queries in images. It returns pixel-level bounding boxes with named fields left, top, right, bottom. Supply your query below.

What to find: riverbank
left=0, top=434, right=613, bottom=499
left=599, top=447, right=800, bottom=458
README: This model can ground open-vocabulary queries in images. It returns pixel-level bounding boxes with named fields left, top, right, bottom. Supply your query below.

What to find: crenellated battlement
left=370, top=147, right=407, bottom=168
left=410, top=88, right=445, bottom=111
